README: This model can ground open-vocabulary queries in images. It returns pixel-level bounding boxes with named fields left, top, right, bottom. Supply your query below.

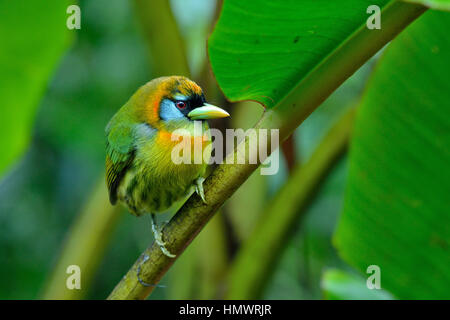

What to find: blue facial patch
left=159, top=98, right=185, bottom=120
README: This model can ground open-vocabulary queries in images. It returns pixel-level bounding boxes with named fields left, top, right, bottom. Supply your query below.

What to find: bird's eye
left=176, top=101, right=186, bottom=109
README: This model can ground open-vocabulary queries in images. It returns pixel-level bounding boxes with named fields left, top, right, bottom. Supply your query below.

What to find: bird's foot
left=151, top=214, right=176, bottom=258
left=195, top=177, right=207, bottom=204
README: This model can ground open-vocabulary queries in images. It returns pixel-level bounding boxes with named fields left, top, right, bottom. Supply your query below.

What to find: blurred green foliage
left=0, top=1, right=71, bottom=177
left=0, top=0, right=151, bottom=299
left=0, top=0, right=447, bottom=300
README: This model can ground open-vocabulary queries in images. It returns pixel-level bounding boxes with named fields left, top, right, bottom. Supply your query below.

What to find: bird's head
left=131, top=76, right=229, bottom=129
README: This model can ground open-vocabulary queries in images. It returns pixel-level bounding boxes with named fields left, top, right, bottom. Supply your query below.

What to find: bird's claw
left=195, top=177, right=207, bottom=204
left=158, top=243, right=176, bottom=258
left=151, top=214, right=176, bottom=258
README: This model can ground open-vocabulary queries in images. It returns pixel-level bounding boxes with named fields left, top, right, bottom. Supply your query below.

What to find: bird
left=105, top=76, right=230, bottom=258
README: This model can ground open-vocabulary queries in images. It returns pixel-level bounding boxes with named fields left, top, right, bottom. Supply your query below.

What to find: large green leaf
left=334, top=11, right=450, bottom=299
left=0, top=1, right=71, bottom=176
left=208, top=0, right=426, bottom=109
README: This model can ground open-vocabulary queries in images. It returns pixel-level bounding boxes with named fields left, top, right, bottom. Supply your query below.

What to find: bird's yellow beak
left=188, top=103, right=230, bottom=120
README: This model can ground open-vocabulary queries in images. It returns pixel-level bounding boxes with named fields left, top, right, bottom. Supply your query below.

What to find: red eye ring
left=176, top=101, right=186, bottom=109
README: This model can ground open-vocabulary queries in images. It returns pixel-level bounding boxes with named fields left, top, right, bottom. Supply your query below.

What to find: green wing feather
left=105, top=122, right=135, bottom=205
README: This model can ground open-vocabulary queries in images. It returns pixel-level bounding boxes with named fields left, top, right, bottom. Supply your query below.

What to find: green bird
left=105, top=76, right=230, bottom=257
